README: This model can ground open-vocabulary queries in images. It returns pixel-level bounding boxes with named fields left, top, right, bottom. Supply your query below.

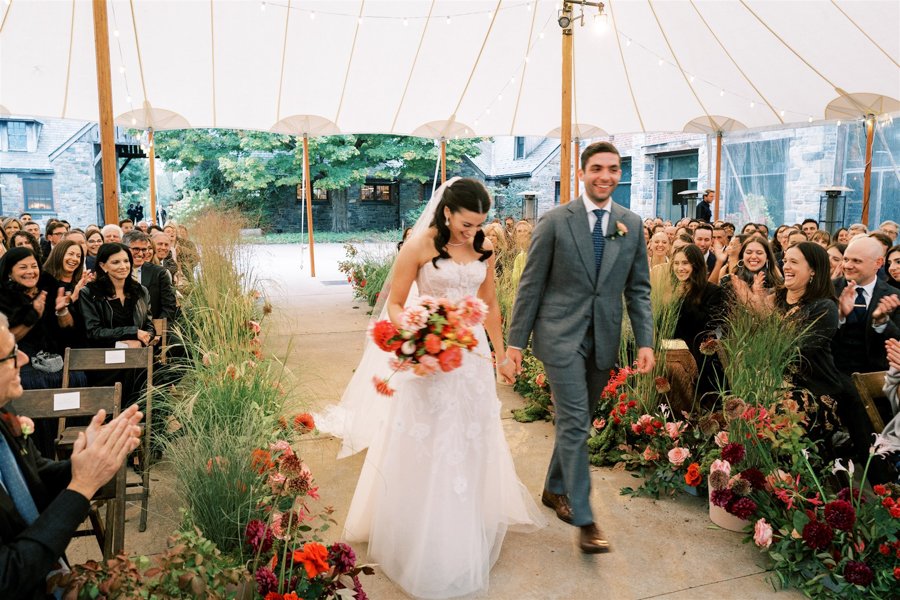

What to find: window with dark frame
left=360, top=182, right=395, bottom=202
left=312, top=186, right=329, bottom=203
left=514, top=136, right=526, bottom=160
left=7, top=121, right=27, bottom=151
left=22, top=178, right=54, bottom=211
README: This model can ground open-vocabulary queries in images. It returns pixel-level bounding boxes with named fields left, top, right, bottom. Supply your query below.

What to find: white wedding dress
left=340, top=258, right=546, bottom=599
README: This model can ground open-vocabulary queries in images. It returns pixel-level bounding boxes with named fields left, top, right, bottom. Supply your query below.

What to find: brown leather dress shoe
left=579, top=523, right=610, bottom=554
left=541, top=489, right=574, bottom=524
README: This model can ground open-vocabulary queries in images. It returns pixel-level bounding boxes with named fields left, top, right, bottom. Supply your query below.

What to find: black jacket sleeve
left=77, top=287, right=139, bottom=344
left=156, top=269, right=177, bottom=321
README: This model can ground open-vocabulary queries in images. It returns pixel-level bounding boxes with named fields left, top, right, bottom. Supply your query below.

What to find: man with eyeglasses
left=39, top=222, right=67, bottom=263
left=0, top=313, right=143, bottom=598
left=122, top=231, right=177, bottom=321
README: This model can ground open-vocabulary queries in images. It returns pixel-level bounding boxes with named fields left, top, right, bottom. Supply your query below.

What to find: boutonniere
left=0, top=412, right=34, bottom=455
left=606, top=222, right=628, bottom=239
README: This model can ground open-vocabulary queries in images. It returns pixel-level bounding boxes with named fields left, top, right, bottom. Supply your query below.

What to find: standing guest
left=712, top=225, right=730, bottom=249
left=648, top=231, right=670, bottom=269
left=22, top=222, right=41, bottom=245
left=8, top=232, right=41, bottom=260
left=810, top=230, right=831, bottom=248
left=741, top=223, right=758, bottom=235
left=118, top=219, right=134, bottom=235
left=170, top=224, right=199, bottom=282
left=848, top=223, right=868, bottom=240
left=483, top=223, right=508, bottom=276
left=122, top=231, right=177, bottom=321
left=834, top=227, right=850, bottom=245
left=687, top=219, right=700, bottom=233
left=692, top=224, right=716, bottom=274
left=827, top=243, right=847, bottom=280
left=772, top=225, right=790, bottom=258
left=756, top=223, right=770, bottom=239
left=886, top=245, right=900, bottom=290
left=18, top=212, right=32, bottom=223
left=721, top=222, right=736, bottom=238
left=0, top=314, right=143, bottom=600
left=2, top=218, right=22, bottom=242
left=801, top=219, right=819, bottom=239
left=708, top=233, right=750, bottom=285
left=85, top=230, right=103, bottom=271
left=510, top=220, right=533, bottom=289
left=670, top=244, right=725, bottom=402
left=879, top=220, right=899, bottom=243
left=785, top=229, right=808, bottom=249
left=101, top=224, right=122, bottom=244
left=695, top=189, right=713, bottom=223
left=504, top=216, right=516, bottom=243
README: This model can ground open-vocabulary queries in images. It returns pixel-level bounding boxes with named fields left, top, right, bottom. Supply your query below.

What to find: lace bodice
left=416, top=259, right=488, bottom=301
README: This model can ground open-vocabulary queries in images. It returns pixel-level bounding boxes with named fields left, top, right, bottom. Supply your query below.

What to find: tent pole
left=714, top=131, right=722, bottom=221
left=861, top=115, right=875, bottom=226
left=303, top=134, right=316, bottom=278
left=92, top=0, right=119, bottom=224
left=573, top=138, right=580, bottom=199
left=148, top=129, right=157, bottom=226
left=560, top=11, right=573, bottom=204
left=440, top=138, right=447, bottom=184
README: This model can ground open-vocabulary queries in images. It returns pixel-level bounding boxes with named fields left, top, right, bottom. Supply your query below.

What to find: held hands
left=635, top=347, right=656, bottom=374
left=499, top=347, right=523, bottom=384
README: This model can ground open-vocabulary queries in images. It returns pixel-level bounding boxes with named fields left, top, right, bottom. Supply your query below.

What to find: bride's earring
left=445, top=217, right=450, bottom=227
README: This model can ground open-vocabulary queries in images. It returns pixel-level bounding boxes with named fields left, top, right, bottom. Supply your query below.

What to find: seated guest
left=22, top=222, right=41, bottom=253
left=886, top=245, right=900, bottom=291
left=772, top=225, right=789, bottom=260
left=810, top=230, right=831, bottom=249
left=8, top=231, right=42, bottom=260
left=648, top=231, right=670, bottom=269
left=827, top=242, right=847, bottom=281
left=720, top=235, right=783, bottom=294
left=800, top=218, right=819, bottom=239
left=882, top=338, right=900, bottom=454
left=85, top=229, right=103, bottom=271
left=150, top=232, right=178, bottom=280
left=785, top=229, right=808, bottom=249
left=40, top=222, right=67, bottom=262
left=709, top=233, right=749, bottom=284
left=40, top=240, right=90, bottom=348
left=122, top=232, right=177, bottom=321
left=834, top=227, right=850, bottom=245
left=118, top=219, right=134, bottom=235
left=692, top=224, right=716, bottom=274
left=0, top=314, right=142, bottom=600
left=100, top=224, right=122, bottom=244
left=869, top=231, right=893, bottom=281
left=671, top=244, right=725, bottom=402
left=2, top=218, right=22, bottom=242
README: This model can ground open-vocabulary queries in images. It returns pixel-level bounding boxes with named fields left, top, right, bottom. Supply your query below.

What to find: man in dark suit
left=693, top=224, right=717, bottom=274
left=695, top=189, right=713, bottom=223
left=123, top=231, right=177, bottom=321
left=832, top=236, right=900, bottom=482
left=0, top=313, right=142, bottom=599
left=503, top=141, right=654, bottom=554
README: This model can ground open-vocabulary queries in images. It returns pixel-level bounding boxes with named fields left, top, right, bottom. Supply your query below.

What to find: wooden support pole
left=92, top=0, right=119, bottom=224
left=861, top=115, right=875, bottom=226
left=303, top=134, right=317, bottom=277
left=560, top=18, right=573, bottom=204
left=148, top=129, right=157, bottom=226
left=440, top=138, right=447, bottom=184
left=714, top=132, right=722, bottom=221
left=573, top=138, right=580, bottom=199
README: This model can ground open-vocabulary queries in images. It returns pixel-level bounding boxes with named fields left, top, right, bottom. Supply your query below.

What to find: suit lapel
left=566, top=198, right=598, bottom=285
left=596, top=203, right=623, bottom=289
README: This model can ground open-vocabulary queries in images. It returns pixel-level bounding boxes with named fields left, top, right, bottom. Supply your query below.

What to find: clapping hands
left=69, top=405, right=143, bottom=500
left=887, top=338, right=900, bottom=371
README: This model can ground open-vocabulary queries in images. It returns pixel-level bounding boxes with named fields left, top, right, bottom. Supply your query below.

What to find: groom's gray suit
left=507, top=196, right=653, bottom=526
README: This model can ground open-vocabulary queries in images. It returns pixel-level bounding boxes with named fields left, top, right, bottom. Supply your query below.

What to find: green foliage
left=336, top=243, right=396, bottom=307
left=511, top=348, right=553, bottom=422
left=259, top=230, right=403, bottom=245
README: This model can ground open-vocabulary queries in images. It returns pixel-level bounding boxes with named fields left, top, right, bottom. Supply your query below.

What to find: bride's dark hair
left=430, top=178, right=493, bottom=268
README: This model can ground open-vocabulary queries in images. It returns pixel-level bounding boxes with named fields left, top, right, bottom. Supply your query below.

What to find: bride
left=319, top=178, right=545, bottom=599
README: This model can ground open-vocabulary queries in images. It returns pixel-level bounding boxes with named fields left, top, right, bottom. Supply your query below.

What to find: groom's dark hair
left=580, top=141, right=620, bottom=171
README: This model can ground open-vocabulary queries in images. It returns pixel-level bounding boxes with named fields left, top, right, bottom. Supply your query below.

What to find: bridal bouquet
left=369, top=294, right=487, bottom=396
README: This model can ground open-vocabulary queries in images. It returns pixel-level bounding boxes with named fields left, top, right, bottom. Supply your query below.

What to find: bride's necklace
left=447, top=239, right=467, bottom=247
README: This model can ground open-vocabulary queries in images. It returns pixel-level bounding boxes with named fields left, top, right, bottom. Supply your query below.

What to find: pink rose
left=754, top=518, right=773, bottom=549
left=592, top=418, right=606, bottom=430
left=710, top=459, right=731, bottom=477
left=714, top=431, right=729, bottom=447
left=664, top=421, right=684, bottom=440
left=667, top=447, right=691, bottom=467
left=413, top=354, right=439, bottom=376
left=643, top=446, right=660, bottom=462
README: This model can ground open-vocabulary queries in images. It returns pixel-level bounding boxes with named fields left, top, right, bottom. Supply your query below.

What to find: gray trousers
left=542, top=335, right=611, bottom=527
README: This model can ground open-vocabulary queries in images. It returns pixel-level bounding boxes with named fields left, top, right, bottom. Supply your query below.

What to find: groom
left=501, top=141, right=654, bottom=553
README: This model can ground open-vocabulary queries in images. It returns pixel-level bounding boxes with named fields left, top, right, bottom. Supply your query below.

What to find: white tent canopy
left=1, top=0, right=898, bottom=137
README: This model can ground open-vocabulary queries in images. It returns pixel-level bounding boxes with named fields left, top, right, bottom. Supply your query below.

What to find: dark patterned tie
left=846, top=286, right=867, bottom=324
left=592, top=209, right=606, bottom=275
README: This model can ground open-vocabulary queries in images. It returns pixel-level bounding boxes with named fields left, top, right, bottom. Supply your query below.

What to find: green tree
left=153, top=129, right=483, bottom=231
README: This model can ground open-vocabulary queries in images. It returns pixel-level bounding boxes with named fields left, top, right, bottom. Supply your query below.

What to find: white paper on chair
left=105, top=350, right=126, bottom=364
left=115, top=341, right=130, bottom=349
left=54, top=392, right=80, bottom=411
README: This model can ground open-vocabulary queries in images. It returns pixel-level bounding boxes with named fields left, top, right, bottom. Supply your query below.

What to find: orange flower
left=438, top=346, right=463, bottom=372
left=292, top=542, right=330, bottom=579
left=424, top=333, right=443, bottom=355
left=372, top=376, right=395, bottom=397
left=251, top=449, right=275, bottom=473
left=294, top=413, right=315, bottom=432
left=282, top=594, right=301, bottom=600
left=684, top=462, right=702, bottom=487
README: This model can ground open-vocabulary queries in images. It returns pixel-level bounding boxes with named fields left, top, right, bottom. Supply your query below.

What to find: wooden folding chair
left=851, top=371, right=890, bottom=432
left=152, top=318, right=168, bottom=365
left=62, top=347, right=154, bottom=532
left=10, top=385, right=125, bottom=558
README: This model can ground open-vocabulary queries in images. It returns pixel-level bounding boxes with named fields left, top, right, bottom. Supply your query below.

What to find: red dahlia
left=823, top=499, right=856, bottom=531
left=739, top=467, right=767, bottom=491
left=843, top=561, right=874, bottom=586
left=710, top=488, right=734, bottom=508
left=727, top=497, right=757, bottom=520
left=720, top=443, right=746, bottom=465
left=801, top=520, right=834, bottom=550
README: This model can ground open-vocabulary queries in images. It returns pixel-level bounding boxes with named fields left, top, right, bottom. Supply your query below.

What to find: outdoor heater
left=816, top=186, right=852, bottom=233
left=518, top=190, right=541, bottom=222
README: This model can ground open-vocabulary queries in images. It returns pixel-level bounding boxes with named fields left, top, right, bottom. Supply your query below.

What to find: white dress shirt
left=583, top=195, right=611, bottom=235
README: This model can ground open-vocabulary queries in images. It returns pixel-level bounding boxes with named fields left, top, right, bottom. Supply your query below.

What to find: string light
left=487, top=10, right=493, bottom=20
left=403, top=17, right=408, bottom=26
left=260, top=1, right=266, bottom=11
left=119, top=66, right=126, bottom=74
left=780, top=110, right=785, bottom=117
left=689, top=75, right=695, bottom=83
left=446, top=15, right=451, bottom=25
left=657, top=59, right=663, bottom=67
left=113, top=29, right=120, bottom=37
left=539, top=32, right=545, bottom=39
left=720, top=89, right=725, bottom=97
left=837, top=120, right=842, bottom=126
left=808, top=116, right=813, bottom=123
left=749, top=101, right=755, bottom=108
left=309, top=11, right=315, bottom=20
left=357, top=17, right=363, bottom=25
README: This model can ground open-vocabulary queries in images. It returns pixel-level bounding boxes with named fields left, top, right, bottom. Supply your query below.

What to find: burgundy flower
left=254, top=567, right=278, bottom=596
left=711, top=488, right=734, bottom=508
left=245, top=519, right=273, bottom=555
left=836, top=487, right=867, bottom=504
left=353, top=575, right=369, bottom=600
left=740, top=467, right=767, bottom=491
left=730, top=476, right=752, bottom=497
left=721, top=443, right=746, bottom=465
left=728, top=497, right=757, bottom=520
left=843, top=561, right=874, bottom=586
left=801, top=520, right=834, bottom=550
left=824, top=499, right=856, bottom=532
left=328, top=542, right=357, bottom=573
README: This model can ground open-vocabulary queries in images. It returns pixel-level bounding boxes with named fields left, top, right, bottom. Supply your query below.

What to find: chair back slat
left=152, top=318, right=168, bottom=364
left=851, top=371, right=888, bottom=432
left=10, top=385, right=122, bottom=421
left=64, top=347, right=153, bottom=371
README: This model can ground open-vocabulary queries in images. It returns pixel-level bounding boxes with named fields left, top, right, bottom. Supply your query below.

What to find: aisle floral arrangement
left=337, top=243, right=395, bottom=308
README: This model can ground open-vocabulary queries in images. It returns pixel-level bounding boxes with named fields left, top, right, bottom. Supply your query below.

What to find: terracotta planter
left=708, top=478, right=750, bottom=532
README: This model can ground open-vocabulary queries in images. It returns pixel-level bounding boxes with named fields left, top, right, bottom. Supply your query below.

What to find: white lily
left=831, top=458, right=854, bottom=476
left=870, top=432, right=900, bottom=457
